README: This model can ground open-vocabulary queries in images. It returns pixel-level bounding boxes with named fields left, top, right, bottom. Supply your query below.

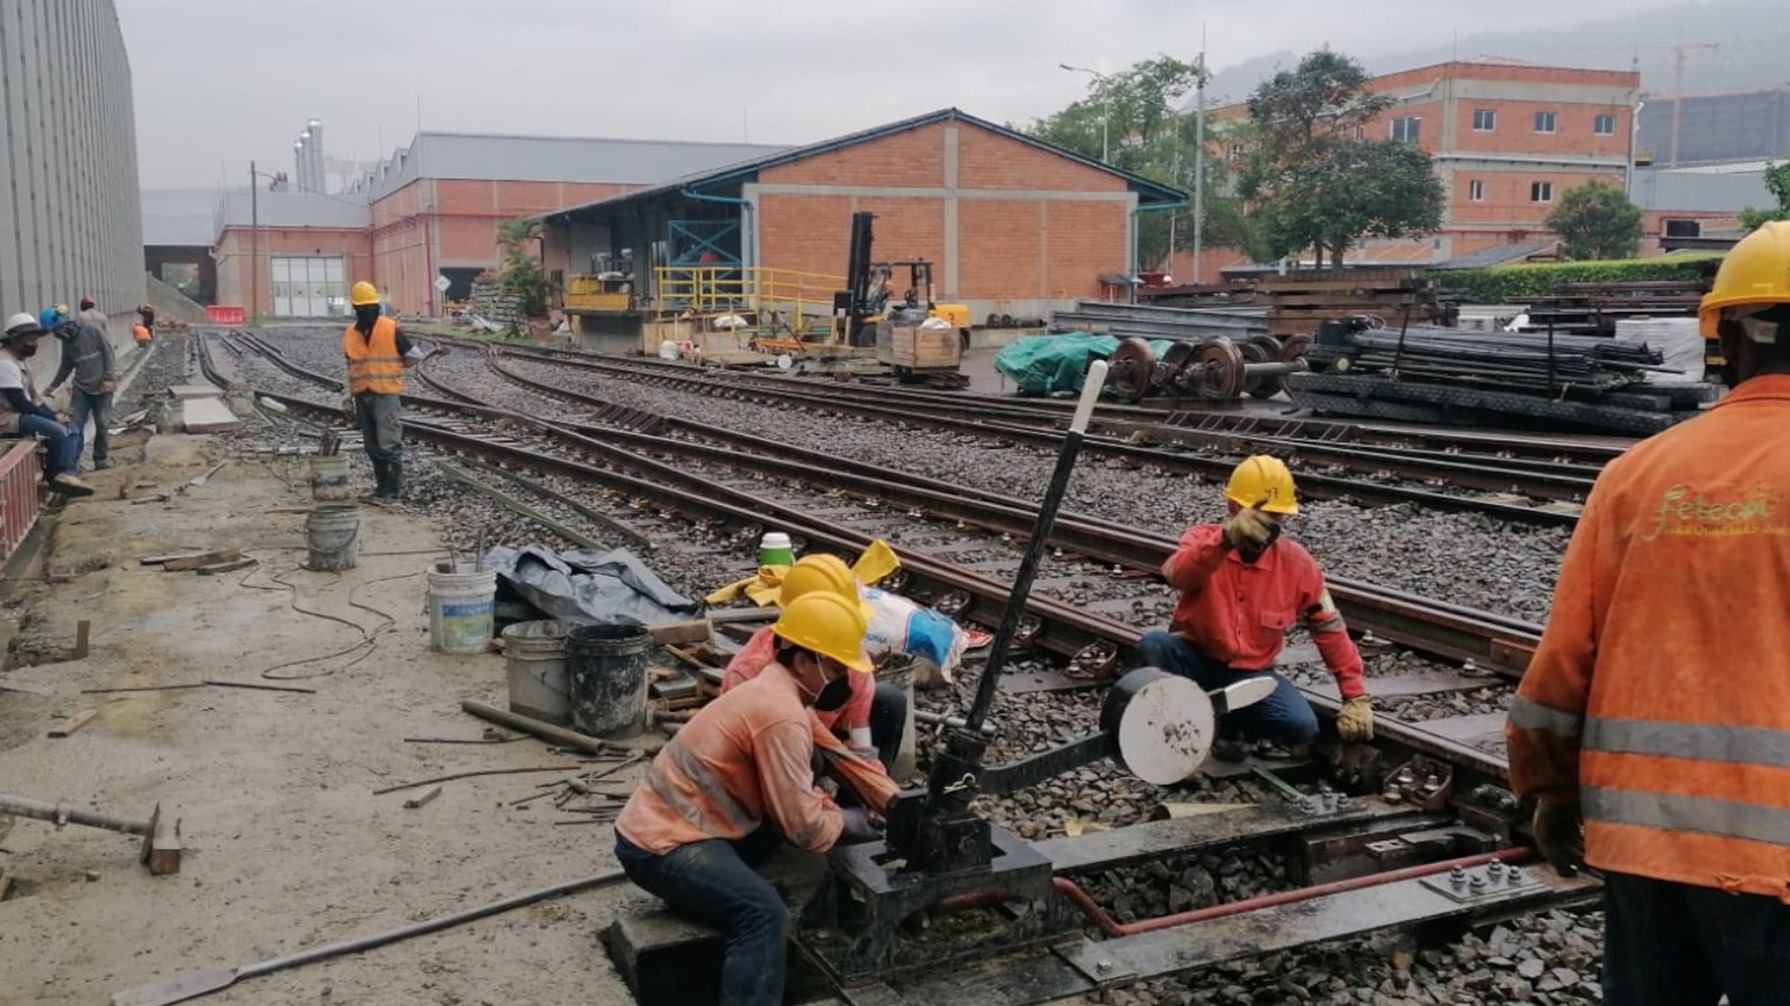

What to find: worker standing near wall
left=75, top=296, right=107, bottom=333
left=722, top=553, right=908, bottom=772
left=45, top=310, right=118, bottom=469
left=1138, top=455, right=1374, bottom=758
left=1507, top=221, right=1790, bottom=1004
left=614, top=592, right=884, bottom=1006
left=342, top=281, right=423, bottom=502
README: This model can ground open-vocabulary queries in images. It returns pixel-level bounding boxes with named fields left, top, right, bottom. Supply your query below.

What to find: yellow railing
left=564, top=274, right=634, bottom=313
left=653, top=266, right=844, bottom=335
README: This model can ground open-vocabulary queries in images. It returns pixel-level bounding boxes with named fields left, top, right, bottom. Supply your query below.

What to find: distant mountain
left=1195, top=0, right=1790, bottom=109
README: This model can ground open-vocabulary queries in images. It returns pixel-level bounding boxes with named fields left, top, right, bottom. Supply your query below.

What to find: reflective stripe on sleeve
left=1507, top=694, right=1584, bottom=740
left=647, top=740, right=758, bottom=836
left=1584, top=785, right=1790, bottom=850
left=1585, top=717, right=1790, bottom=771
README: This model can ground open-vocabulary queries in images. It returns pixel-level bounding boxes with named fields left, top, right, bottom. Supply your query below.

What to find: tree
left=1025, top=56, right=1257, bottom=268
left=496, top=218, right=556, bottom=318
left=1238, top=49, right=1444, bottom=266
left=1544, top=180, right=1642, bottom=260
left=1737, top=160, right=1790, bottom=231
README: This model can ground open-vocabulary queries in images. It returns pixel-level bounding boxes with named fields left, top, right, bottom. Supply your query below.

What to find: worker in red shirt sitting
left=1138, top=455, right=1374, bottom=759
left=722, top=553, right=908, bottom=771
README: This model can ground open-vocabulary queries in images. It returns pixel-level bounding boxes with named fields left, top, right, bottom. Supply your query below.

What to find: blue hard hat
left=38, top=306, right=67, bottom=330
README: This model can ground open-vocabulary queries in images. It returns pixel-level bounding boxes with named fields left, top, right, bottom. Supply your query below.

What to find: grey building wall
left=1638, top=88, right=1790, bottom=166
left=0, top=0, right=144, bottom=328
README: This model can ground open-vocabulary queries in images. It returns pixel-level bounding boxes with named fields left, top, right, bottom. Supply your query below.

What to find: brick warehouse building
left=203, top=132, right=779, bottom=318
left=1169, top=60, right=1641, bottom=277
left=537, top=108, right=1185, bottom=335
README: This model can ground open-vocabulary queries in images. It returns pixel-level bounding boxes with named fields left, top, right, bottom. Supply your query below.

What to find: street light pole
left=1059, top=63, right=1111, bottom=162
left=1193, top=34, right=1208, bottom=284
left=249, top=160, right=259, bottom=323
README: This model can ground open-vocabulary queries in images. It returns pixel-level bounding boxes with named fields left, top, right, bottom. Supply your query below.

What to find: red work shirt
left=1161, top=525, right=1366, bottom=699
left=723, top=626, right=874, bottom=737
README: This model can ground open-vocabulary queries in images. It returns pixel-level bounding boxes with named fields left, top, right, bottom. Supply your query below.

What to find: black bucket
left=566, top=623, right=651, bottom=738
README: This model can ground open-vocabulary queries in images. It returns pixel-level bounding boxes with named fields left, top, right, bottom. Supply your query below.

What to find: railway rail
left=206, top=329, right=1593, bottom=1005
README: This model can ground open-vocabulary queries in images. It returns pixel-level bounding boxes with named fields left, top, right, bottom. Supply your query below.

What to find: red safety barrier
left=0, top=441, right=45, bottom=562
left=206, top=305, right=247, bottom=325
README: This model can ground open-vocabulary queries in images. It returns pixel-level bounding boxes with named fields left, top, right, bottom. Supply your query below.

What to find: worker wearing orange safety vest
left=1507, top=221, right=1790, bottom=1005
left=342, top=281, right=424, bottom=502
left=132, top=304, right=154, bottom=345
left=615, top=592, right=884, bottom=1006
left=722, top=553, right=908, bottom=771
left=1139, top=455, right=1373, bottom=759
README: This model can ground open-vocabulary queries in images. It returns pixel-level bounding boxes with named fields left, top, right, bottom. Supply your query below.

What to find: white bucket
left=503, top=620, right=570, bottom=724
left=305, top=504, right=360, bottom=571
left=310, top=455, right=351, bottom=501
left=427, top=561, right=497, bottom=655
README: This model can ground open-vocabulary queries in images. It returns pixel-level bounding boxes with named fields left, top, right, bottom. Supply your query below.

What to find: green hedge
left=1438, top=255, right=1724, bottom=302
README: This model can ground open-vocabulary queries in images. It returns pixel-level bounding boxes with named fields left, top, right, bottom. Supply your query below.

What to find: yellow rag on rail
left=703, top=539, right=902, bottom=606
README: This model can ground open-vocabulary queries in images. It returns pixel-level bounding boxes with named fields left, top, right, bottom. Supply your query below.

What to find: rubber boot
left=382, top=459, right=403, bottom=502
left=360, top=461, right=388, bottom=503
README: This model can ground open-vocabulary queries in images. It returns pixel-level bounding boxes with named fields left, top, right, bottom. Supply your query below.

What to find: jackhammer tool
left=0, top=792, right=181, bottom=874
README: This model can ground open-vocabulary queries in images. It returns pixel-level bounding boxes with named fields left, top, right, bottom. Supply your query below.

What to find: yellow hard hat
left=1224, top=454, right=1298, bottom=515
left=779, top=554, right=874, bottom=621
left=1699, top=221, right=1790, bottom=339
left=350, top=281, right=381, bottom=307
left=771, top=592, right=872, bottom=673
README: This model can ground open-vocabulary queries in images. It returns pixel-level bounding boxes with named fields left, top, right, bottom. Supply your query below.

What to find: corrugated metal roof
left=354, top=132, right=787, bottom=202
left=1434, top=239, right=1560, bottom=270
left=141, top=187, right=228, bottom=246
left=213, top=190, right=371, bottom=234
left=538, top=108, right=1189, bottom=224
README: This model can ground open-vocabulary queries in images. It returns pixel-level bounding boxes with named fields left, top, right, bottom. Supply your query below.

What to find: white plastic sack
left=1614, top=318, right=1705, bottom=384
left=862, top=586, right=969, bottom=688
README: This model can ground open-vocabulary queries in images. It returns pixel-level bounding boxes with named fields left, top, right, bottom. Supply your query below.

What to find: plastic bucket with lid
left=309, top=455, right=352, bottom=501
left=304, top=504, right=360, bottom=571
left=759, top=531, right=794, bottom=567
left=427, top=561, right=497, bottom=654
left=503, top=620, right=571, bottom=725
left=566, top=623, right=650, bottom=737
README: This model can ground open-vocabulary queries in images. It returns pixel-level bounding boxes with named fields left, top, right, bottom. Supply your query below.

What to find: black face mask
left=354, top=306, right=381, bottom=332
left=813, top=675, right=853, bottom=712
left=15, top=344, right=38, bottom=358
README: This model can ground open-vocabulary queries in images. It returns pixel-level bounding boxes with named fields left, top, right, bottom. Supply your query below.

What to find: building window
left=1531, top=181, right=1554, bottom=203
left=1594, top=113, right=1616, bottom=135
left=1534, top=111, right=1557, bottom=134
left=270, top=256, right=347, bottom=318
left=1390, top=116, right=1421, bottom=143
left=1663, top=218, right=1702, bottom=238
left=1469, top=179, right=1486, bottom=202
left=1472, top=108, right=1496, bottom=131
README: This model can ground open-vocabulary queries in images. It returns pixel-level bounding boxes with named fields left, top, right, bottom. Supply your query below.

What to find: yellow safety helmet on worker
left=771, top=591, right=873, bottom=673
left=778, top=553, right=874, bottom=621
left=1224, top=454, right=1298, bottom=515
left=350, top=281, right=381, bottom=308
left=1699, top=220, right=1790, bottom=342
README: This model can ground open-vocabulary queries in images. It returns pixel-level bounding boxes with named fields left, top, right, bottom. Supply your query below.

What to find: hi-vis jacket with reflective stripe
left=343, top=316, right=405, bottom=395
left=616, top=661, right=844, bottom=856
left=1507, top=375, right=1790, bottom=899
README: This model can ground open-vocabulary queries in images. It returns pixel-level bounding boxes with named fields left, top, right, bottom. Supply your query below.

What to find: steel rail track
left=210, top=332, right=1520, bottom=787
left=479, top=344, right=1583, bottom=527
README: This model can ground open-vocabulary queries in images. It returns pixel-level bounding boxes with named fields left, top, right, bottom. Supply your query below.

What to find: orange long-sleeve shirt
left=616, top=661, right=843, bottom=856
left=1506, top=375, right=1790, bottom=896
left=1161, top=525, right=1365, bottom=699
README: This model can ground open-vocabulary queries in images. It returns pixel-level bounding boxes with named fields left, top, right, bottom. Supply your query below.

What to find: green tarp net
left=993, top=333, right=1172, bottom=396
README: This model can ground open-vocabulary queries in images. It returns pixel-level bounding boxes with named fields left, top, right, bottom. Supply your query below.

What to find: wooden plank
left=195, top=557, right=258, bottom=575
left=648, top=619, right=711, bottom=647
left=160, top=549, right=242, bottom=572
left=48, top=709, right=98, bottom=737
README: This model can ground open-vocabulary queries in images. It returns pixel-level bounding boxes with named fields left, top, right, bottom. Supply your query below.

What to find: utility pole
left=1193, top=30, right=1208, bottom=284
left=249, top=160, right=259, bottom=323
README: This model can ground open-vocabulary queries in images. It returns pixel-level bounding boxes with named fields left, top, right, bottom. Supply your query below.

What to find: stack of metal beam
left=1290, top=318, right=1716, bottom=435
left=1049, top=300, right=1269, bottom=343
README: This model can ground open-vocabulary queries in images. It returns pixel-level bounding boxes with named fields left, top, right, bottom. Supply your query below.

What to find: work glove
left=1336, top=695, right=1375, bottom=742
left=838, top=806, right=884, bottom=845
left=1221, top=506, right=1276, bottom=551
left=1532, top=798, right=1585, bottom=877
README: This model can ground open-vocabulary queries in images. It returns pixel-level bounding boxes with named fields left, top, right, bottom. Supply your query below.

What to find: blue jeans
left=1603, top=870, right=1790, bottom=1005
left=615, top=828, right=788, bottom=1006
left=19, top=413, right=82, bottom=478
left=69, top=389, right=112, bottom=465
left=1136, top=630, right=1319, bottom=746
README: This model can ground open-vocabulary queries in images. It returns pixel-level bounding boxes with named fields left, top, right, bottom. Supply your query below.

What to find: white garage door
left=271, top=256, right=347, bottom=317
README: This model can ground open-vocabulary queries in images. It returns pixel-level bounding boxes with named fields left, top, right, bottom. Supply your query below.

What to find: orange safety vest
left=342, top=316, right=404, bottom=395
left=1507, top=374, right=1790, bottom=900
left=615, top=661, right=843, bottom=856
left=132, top=324, right=152, bottom=344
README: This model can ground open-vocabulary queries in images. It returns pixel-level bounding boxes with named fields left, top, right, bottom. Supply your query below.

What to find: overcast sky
left=120, top=0, right=1706, bottom=190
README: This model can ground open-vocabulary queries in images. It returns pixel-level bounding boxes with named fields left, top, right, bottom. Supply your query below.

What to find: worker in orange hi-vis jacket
left=614, top=592, right=885, bottom=1006
left=1507, top=221, right=1790, bottom=1006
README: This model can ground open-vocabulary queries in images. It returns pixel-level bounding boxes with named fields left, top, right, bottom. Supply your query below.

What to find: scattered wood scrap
left=149, top=549, right=242, bottom=571
left=48, top=709, right=98, bottom=737
left=196, top=557, right=257, bottom=576
left=403, top=786, right=443, bottom=810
